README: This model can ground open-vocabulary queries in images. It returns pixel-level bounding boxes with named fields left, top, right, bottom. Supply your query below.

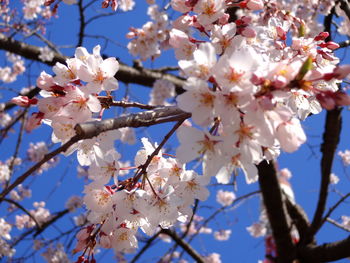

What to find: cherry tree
left=1, top=0, right=350, bottom=262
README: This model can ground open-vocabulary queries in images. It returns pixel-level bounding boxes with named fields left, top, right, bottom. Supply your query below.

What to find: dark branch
left=340, top=0, right=350, bottom=21
left=161, top=229, right=204, bottom=263
left=298, top=235, right=350, bottom=262
left=285, top=198, right=314, bottom=245
left=77, top=0, right=85, bottom=47
left=310, top=108, right=342, bottom=238
left=257, top=160, right=296, bottom=263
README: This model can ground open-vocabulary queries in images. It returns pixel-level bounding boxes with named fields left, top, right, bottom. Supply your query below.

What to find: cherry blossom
left=216, top=190, right=235, bottom=206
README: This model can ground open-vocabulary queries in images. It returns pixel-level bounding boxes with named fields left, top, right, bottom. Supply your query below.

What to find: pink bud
left=241, top=16, right=252, bottom=24
left=75, top=255, right=85, bottom=263
left=276, top=26, right=286, bottom=40
left=317, top=50, right=335, bottom=61
left=251, top=73, right=264, bottom=85
left=319, top=41, right=340, bottom=50
left=11, top=96, right=30, bottom=107
left=334, top=92, right=350, bottom=106
left=185, top=0, right=199, bottom=8
left=111, top=0, right=117, bottom=11
left=241, top=27, right=256, bottom=38
left=314, top=32, right=329, bottom=41
left=246, top=0, right=264, bottom=10
left=101, top=0, right=109, bottom=8
left=333, top=65, right=350, bottom=79
left=76, top=228, right=90, bottom=241
left=219, top=13, right=229, bottom=25
left=126, top=32, right=135, bottom=39
left=273, top=75, right=287, bottom=89
left=316, top=93, right=336, bottom=110
left=25, top=112, right=44, bottom=132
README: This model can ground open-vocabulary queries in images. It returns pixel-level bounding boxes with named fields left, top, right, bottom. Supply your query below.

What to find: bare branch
left=75, top=106, right=191, bottom=139
left=338, top=40, right=350, bottom=48
left=130, top=231, right=161, bottom=263
left=98, top=96, right=158, bottom=110
left=160, top=229, right=204, bottom=263
left=0, top=134, right=81, bottom=203
left=298, top=235, right=350, bottom=262
left=340, top=0, right=350, bottom=21
left=320, top=192, right=350, bottom=227
left=0, top=110, right=26, bottom=143
left=285, top=197, right=314, bottom=245
left=257, top=160, right=296, bottom=263
left=326, top=218, right=350, bottom=232
left=77, top=0, right=86, bottom=47
left=310, top=108, right=342, bottom=238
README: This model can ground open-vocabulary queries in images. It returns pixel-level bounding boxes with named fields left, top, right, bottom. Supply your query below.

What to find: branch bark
left=161, top=229, right=204, bottom=263
left=310, top=108, right=342, bottom=239
left=298, top=235, right=350, bottom=262
left=75, top=106, right=190, bottom=139
left=257, top=160, right=296, bottom=263
left=0, top=106, right=190, bottom=202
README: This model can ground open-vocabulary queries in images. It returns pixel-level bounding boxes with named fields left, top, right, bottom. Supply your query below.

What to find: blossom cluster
left=127, top=4, right=170, bottom=60
left=168, top=0, right=350, bottom=185
left=76, top=138, right=210, bottom=256
left=0, top=53, right=25, bottom=83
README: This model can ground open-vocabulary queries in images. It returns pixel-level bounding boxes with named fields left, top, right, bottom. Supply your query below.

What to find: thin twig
left=161, top=229, right=204, bottom=263
left=326, top=218, right=350, bottom=232
left=3, top=198, right=41, bottom=228
left=77, top=0, right=86, bottom=47
left=320, top=192, right=350, bottom=227
left=132, top=118, right=187, bottom=185
left=130, top=231, right=162, bottom=263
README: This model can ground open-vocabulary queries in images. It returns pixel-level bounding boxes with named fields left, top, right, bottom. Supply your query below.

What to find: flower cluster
left=127, top=4, right=170, bottom=60
left=15, top=201, right=51, bottom=229
left=0, top=53, right=25, bottom=83
left=169, top=0, right=350, bottom=184
left=16, top=45, right=119, bottom=145
left=75, top=138, right=210, bottom=256
left=0, top=218, right=14, bottom=257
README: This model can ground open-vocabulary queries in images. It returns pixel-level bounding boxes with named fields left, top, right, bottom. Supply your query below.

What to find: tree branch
left=3, top=198, right=41, bottom=228
left=77, top=0, right=86, bottom=47
left=298, top=235, right=350, bottom=262
left=326, top=218, right=350, bottom=232
left=320, top=192, right=350, bottom=228
left=310, top=108, right=342, bottom=238
left=0, top=106, right=190, bottom=202
left=75, top=106, right=190, bottom=139
left=130, top=231, right=161, bottom=263
left=257, top=160, right=296, bottom=263
left=340, top=0, right=350, bottom=21
left=160, top=229, right=204, bottom=263
left=285, top=197, right=314, bottom=245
